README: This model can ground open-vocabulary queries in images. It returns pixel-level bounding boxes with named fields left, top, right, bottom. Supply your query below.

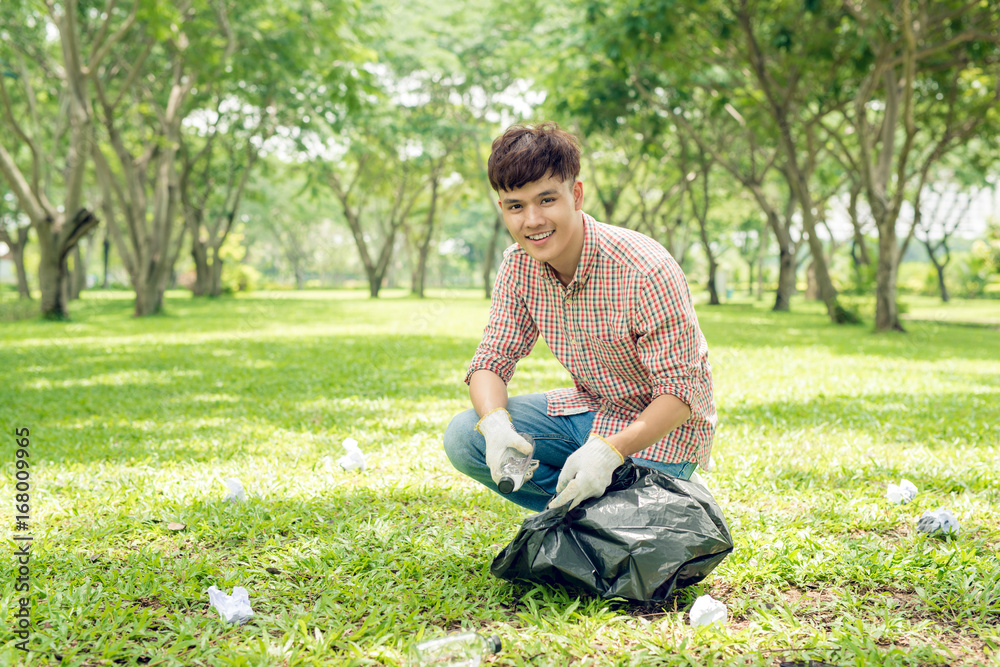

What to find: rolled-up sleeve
left=464, top=255, right=539, bottom=386
left=634, top=259, right=713, bottom=420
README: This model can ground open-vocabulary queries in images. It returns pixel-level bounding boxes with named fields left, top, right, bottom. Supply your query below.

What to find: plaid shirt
left=465, top=213, right=716, bottom=467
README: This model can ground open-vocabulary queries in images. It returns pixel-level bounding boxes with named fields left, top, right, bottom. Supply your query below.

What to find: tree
left=178, top=0, right=363, bottom=298
left=179, top=100, right=273, bottom=298
left=397, top=82, right=467, bottom=298
left=0, top=0, right=107, bottom=318
left=666, top=96, right=803, bottom=311
left=724, top=0, right=856, bottom=322
left=440, top=0, right=550, bottom=298
left=733, top=214, right=768, bottom=298
left=566, top=0, right=838, bottom=314
left=89, top=1, right=210, bottom=316
left=830, top=0, right=1000, bottom=330
left=682, top=142, right=724, bottom=304
left=914, top=157, right=993, bottom=302
left=321, top=105, right=425, bottom=298
left=0, top=191, right=32, bottom=299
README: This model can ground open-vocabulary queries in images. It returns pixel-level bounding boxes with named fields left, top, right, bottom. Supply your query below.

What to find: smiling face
left=498, top=174, right=585, bottom=286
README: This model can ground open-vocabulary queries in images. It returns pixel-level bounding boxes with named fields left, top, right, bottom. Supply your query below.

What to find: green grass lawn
left=1, top=289, right=998, bottom=666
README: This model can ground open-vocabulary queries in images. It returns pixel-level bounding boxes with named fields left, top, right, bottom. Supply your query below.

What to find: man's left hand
left=548, top=435, right=625, bottom=510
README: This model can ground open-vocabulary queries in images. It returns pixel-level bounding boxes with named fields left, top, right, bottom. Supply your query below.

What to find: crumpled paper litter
left=886, top=478, right=918, bottom=504
left=337, top=437, right=366, bottom=471
left=689, top=594, right=727, bottom=627
left=207, top=585, right=254, bottom=624
left=222, top=477, right=246, bottom=503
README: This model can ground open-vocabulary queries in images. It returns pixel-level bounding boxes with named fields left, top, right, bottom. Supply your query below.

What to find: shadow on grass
left=699, top=307, right=1000, bottom=362
left=5, top=331, right=475, bottom=464
left=726, top=389, right=999, bottom=448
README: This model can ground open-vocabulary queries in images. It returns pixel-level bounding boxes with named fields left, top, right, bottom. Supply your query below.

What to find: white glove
left=548, top=435, right=624, bottom=511
left=476, top=408, right=533, bottom=485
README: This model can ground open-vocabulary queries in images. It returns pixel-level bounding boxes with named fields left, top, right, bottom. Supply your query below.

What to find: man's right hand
left=476, top=408, right=534, bottom=485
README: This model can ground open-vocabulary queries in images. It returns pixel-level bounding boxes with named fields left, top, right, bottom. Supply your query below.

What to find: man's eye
left=509, top=204, right=521, bottom=210
left=541, top=198, right=555, bottom=204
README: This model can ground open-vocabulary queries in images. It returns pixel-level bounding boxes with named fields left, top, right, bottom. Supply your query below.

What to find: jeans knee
left=443, top=409, right=481, bottom=472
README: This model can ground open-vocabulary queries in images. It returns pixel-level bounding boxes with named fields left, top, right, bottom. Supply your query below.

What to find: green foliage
left=1, top=292, right=998, bottom=665
left=954, top=222, right=1000, bottom=298
left=974, top=222, right=1000, bottom=274
left=220, top=262, right=260, bottom=294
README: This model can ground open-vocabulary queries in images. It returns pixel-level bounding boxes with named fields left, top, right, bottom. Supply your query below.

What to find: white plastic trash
left=223, top=477, right=246, bottom=503
left=689, top=594, right=727, bottom=627
left=207, top=585, right=254, bottom=624
left=886, top=478, right=918, bottom=504
left=337, top=437, right=366, bottom=472
left=916, top=508, right=960, bottom=537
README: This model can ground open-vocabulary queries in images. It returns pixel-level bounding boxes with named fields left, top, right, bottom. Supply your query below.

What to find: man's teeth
left=527, top=231, right=553, bottom=241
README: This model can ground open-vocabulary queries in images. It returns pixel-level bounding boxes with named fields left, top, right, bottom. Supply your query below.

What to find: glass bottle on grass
left=409, top=631, right=502, bottom=666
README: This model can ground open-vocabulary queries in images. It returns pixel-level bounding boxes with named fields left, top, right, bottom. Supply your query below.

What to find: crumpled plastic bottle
left=207, top=585, right=254, bottom=624
left=689, top=594, right=727, bottom=627
left=409, top=632, right=501, bottom=666
left=916, top=508, right=959, bottom=536
left=337, top=437, right=366, bottom=471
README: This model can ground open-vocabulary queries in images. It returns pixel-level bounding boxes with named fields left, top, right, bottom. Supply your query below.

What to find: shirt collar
left=539, top=211, right=599, bottom=292
left=567, top=212, right=599, bottom=292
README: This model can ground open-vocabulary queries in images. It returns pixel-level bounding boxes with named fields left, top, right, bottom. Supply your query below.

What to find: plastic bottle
left=409, top=631, right=501, bottom=666
left=497, top=433, right=538, bottom=495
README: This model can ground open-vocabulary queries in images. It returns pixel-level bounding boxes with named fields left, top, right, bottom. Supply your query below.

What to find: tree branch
left=0, top=65, right=44, bottom=197
left=0, top=143, right=49, bottom=225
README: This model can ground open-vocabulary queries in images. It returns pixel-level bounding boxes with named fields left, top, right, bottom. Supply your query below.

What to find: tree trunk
left=414, top=245, right=430, bottom=298
left=805, top=261, right=819, bottom=301
left=874, top=222, right=904, bottom=332
left=936, top=262, right=950, bottom=303
left=848, top=183, right=871, bottom=267
left=102, top=234, right=110, bottom=288
left=706, top=260, right=720, bottom=305
left=33, top=209, right=99, bottom=319
left=367, top=266, right=382, bottom=298
left=134, top=279, right=164, bottom=316
left=756, top=247, right=765, bottom=301
left=14, top=245, right=31, bottom=298
left=69, top=244, right=85, bottom=299
left=191, top=242, right=210, bottom=296
left=3, top=225, right=32, bottom=299
left=412, top=172, right=440, bottom=299
left=747, top=186, right=794, bottom=312
left=800, top=212, right=841, bottom=320
left=921, top=239, right=950, bottom=303
left=482, top=209, right=504, bottom=299
left=38, top=231, right=68, bottom=319
left=774, top=247, right=794, bottom=311
left=209, top=251, right=224, bottom=297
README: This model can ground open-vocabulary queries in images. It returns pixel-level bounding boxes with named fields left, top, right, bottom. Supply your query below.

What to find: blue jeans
left=443, top=393, right=698, bottom=512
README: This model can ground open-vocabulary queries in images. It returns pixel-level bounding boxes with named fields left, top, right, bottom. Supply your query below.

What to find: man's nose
left=524, top=204, right=544, bottom=226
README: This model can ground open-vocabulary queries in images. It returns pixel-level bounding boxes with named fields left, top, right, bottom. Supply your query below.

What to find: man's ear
left=573, top=180, right=584, bottom=210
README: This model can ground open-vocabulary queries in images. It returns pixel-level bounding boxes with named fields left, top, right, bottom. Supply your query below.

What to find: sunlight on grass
left=0, top=291, right=997, bottom=666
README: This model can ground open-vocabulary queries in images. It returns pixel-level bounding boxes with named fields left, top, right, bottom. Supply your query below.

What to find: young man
left=444, top=122, right=716, bottom=513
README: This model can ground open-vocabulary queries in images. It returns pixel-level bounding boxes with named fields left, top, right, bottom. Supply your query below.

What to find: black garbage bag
left=491, top=461, right=734, bottom=603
